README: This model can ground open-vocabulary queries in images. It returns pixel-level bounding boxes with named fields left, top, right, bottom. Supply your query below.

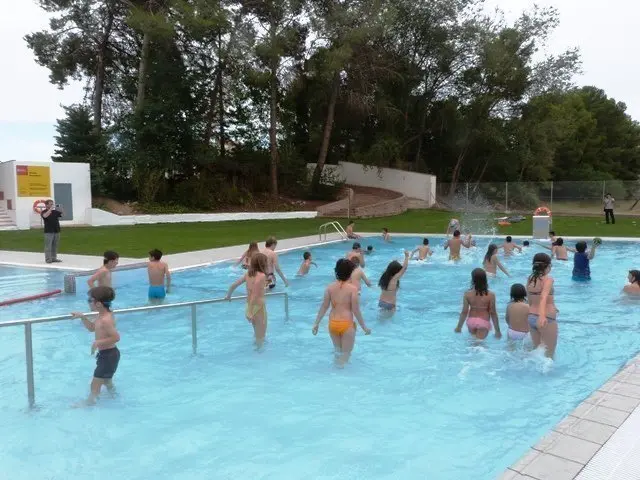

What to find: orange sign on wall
left=16, top=165, right=51, bottom=197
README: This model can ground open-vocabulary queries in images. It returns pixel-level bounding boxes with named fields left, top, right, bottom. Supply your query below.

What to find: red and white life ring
left=534, top=206, right=552, bottom=216
left=33, top=199, right=48, bottom=213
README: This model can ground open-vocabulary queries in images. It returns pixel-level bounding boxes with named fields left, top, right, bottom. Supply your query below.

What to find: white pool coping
left=2, top=231, right=640, bottom=479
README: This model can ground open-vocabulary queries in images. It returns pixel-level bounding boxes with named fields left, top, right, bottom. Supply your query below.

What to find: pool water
left=0, top=266, right=68, bottom=303
left=1, top=236, right=639, bottom=480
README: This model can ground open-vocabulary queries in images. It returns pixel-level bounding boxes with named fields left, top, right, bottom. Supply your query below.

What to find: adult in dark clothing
left=41, top=200, right=63, bottom=263
left=603, top=193, right=615, bottom=224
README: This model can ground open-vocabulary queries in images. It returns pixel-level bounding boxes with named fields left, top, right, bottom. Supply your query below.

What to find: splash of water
left=442, top=185, right=498, bottom=237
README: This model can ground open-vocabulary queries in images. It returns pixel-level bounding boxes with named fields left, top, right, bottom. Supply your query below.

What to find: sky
left=1, top=0, right=639, bottom=162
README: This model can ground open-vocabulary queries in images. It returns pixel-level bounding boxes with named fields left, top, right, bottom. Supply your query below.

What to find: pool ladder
left=318, top=221, right=348, bottom=241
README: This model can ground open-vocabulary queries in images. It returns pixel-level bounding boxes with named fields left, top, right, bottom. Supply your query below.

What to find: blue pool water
left=1, top=237, right=639, bottom=480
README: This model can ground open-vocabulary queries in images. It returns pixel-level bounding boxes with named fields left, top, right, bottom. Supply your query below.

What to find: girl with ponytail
left=527, top=253, right=558, bottom=358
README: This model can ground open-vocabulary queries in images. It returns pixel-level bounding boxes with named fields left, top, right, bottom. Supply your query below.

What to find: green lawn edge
left=0, top=210, right=637, bottom=258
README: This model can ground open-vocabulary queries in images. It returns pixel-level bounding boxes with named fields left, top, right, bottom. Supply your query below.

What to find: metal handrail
left=0, top=292, right=289, bottom=408
left=318, top=221, right=347, bottom=241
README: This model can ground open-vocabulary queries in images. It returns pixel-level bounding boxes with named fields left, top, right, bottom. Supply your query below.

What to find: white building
left=0, top=160, right=91, bottom=230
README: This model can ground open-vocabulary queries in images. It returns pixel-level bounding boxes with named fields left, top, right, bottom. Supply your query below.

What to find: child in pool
left=623, top=270, right=640, bottom=296
left=527, top=253, right=558, bottom=358
left=236, top=242, right=259, bottom=269
left=483, top=244, right=510, bottom=277
left=536, top=237, right=568, bottom=260
left=312, top=259, right=371, bottom=366
left=455, top=268, right=501, bottom=340
left=382, top=228, right=391, bottom=242
left=378, top=251, right=410, bottom=312
left=297, top=251, right=317, bottom=276
left=365, top=245, right=374, bottom=255
left=349, top=256, right=372, bottom=292
left=506, top=284, right=529, bottom=340
left=570, top=241, right=598, bottom=281
left=225, top=253, right=269, bottom=348
left=411, top=238, right=433, bottom=260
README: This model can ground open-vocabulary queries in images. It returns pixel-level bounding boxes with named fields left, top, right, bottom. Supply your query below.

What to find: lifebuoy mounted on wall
left=33, top=199, right=48, bottom=214
left=534, top=206, right=552, bottom=217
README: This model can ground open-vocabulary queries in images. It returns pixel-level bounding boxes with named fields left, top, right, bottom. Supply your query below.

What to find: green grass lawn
left=0, top=210, right=637, bottom=257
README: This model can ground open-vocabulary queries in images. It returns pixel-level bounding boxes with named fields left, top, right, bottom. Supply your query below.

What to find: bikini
left=466, top=303, right=492, bottom=332
left=527, top=282, right=557, bottom=330
left=328, top=282, right=356, bottom=335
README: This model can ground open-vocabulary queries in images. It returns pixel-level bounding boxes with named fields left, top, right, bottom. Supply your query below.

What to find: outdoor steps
left=0, top=207, right=14, bottom=227
left=318, top=185, right=410, bottom=218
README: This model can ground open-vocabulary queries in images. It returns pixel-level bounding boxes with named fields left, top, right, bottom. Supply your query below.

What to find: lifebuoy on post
left=33, top=199, right=48, bottom=214
left=534, top=206, right=551, bottom=217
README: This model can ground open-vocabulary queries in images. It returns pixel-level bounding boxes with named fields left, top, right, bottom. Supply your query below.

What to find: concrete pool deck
left=2, top=231, right=640, bottom=479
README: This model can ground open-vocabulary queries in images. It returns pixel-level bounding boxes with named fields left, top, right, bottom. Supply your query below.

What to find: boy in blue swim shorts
left=147, top=249, right=171, bottom=300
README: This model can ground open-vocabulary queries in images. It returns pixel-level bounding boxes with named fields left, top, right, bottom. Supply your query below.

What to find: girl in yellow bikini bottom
left=246, top=302, right=266, bottom=322
left=328, top=318, right=356, bottom=335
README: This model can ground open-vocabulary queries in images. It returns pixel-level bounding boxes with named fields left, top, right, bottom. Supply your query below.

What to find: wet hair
left=510, top=283, right=527, bottom=302
left=528, top=253, right=552, bottom=286
left=335, top=258, right=356, bottom=281
left=248, top=253, right=268, bottom=277
left=506, top=236, right=512, bottom=242
left=352, top=242, right=361, bottom=250
left=471, top=268, right=488, bottom=296
left=367, top=245, right=373, bottom=251
left=247, top=242, right=259, bottom=254
left=549, top=231, right=555, bottom=237
left=379, top=260, right=403, bottom=291
left=149, top=249, right=163, bottom=260
left=103, top=250, right=119, bottom=265
left=303, top=251, right=311, bottom=260
left=453, top=230, right=461, bottom=238
left=383, top=228, right=388, bottom=233
left=523, top=241, right=530, bottom=247
left=630, top=270, right=640, bottom=284
left=422, top=238, right=429, bottom=245
left=576, top=241, right=588, bottom=253
left=89, top=286, right=115, bottom=311
left=265, top=236, right=277, bottom=248
left=484, top=244, right=498, bottom=264
left=554, top=237, right=564, bottom=246
left=348, top=221, right=354, bottom=225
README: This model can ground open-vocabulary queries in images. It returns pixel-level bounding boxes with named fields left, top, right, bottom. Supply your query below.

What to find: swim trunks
left=148, top=285, right=166, bottom=299
left=94, top=347, right=120, bottom=379
left=528, top=313, right=556, bottom=330
left=507, top=328, right=528, bottom=340
left=378, top=300, right=395, bottom=310
left=328, top=318, right=353, bottom=335
left=246, top=302, right=266, bottom=321
left=267, top=273, right=276, bottom=289
left=466, top=317, right=491, bottom=332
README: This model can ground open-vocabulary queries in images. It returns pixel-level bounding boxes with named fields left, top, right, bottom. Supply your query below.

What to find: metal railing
left=318, top=221, right=348, bottom=241
left=0, top=292, right=289, bottom=408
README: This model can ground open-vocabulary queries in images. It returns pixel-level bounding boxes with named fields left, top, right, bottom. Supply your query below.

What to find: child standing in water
left=378, top=251, right=410, bottom=312
left=483, top=244, right=510, bottom=277
left=410, top=238, right=432, bottom=260
left=312, top=259, right=371, bottom=366
left=455, top=268, right=501, bottom=339
left=537, top=237, right=568, bottom=260
left=225, top=253, right=269, bottom=348
left=623, top=270, right=640, bottom=296
left=570, top=240, right=598, bottom=281
left=87, top=251, right=119, bottom=288
left=506, top=284, right=529, bottom=341
left=382, top=228, right=391, bottom=242
left=349, top=256, right=372, bottom=292
left=236, top=242, right=259, bottom=269
left=71, top=286, right=120, bottom=405
left=297, top=251, right=317, bottom=276
left=527, top=253, right=558, bottom=358
left=147, top=249, right=171, bottom=301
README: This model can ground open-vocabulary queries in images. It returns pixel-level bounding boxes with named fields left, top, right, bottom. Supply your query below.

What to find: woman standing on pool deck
left=527, top=253, right=558, bottom=358
left=312, top=259, right=371, bottom=366
left=378, top=250, right=410, bottom=312
left=225, top=253, right=269, bottom=348
left=455, top=268, right=501, bottom=339
left=483, top=244, right=510, bottom=277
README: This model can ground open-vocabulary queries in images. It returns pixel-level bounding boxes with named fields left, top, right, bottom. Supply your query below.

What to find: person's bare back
left=148, top=261, right=169, bottom=287
left=349, top=267, right=371, bottom=291
left=89, top=266, right=112, bottom=288
left=506, top=302, right=529, bottom=333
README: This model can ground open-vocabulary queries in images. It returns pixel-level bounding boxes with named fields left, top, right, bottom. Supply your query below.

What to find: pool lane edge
left=500, top=352, right=640, bottom=480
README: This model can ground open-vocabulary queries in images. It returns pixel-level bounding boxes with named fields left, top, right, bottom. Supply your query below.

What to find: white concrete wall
left=88, top=209, right=318, bottom=226
left=7, top=161, right=92, bottom=229
left=0, top=161, right=17, bottom=224
left=307, top=162, right=436, bottom=206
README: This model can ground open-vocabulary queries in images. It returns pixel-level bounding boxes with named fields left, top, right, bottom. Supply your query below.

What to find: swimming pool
left=1, top=236, right=639, bottom=480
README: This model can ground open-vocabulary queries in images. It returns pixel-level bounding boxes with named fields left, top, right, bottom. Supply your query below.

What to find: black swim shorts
left=94, top=347, right=120, bottom=379
left=267, top=273, right=276, bottom=289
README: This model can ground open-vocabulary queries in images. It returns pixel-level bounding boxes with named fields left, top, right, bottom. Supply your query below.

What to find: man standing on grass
left=603, top=193, right=615, bottom=224
left=41, top=199, right=63, bottom=263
